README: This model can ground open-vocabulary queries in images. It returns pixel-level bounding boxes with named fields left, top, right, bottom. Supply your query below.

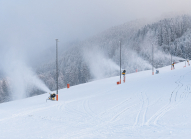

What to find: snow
left=1, top=62, right=191, bottom=139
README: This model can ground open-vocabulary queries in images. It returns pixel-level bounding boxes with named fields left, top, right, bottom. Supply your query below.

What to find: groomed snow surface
left=1, top=62, right=191, bottom=139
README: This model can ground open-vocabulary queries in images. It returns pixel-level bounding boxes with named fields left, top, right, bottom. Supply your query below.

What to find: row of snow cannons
left=171, top=59, right=190, bottom=71
left=46, top=84, right=70, bottom=102
left=117, top=70, right=126, bottom=85
left=116, top=60, right=190, bottom=85
left=116, top=68, right=146, bottom=85
left=183, top=59, right=190, bottom=68
left=152, top=59, right=190, bottom=76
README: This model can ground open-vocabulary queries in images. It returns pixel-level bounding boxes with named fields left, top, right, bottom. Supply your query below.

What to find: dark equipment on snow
left=187, top=60, right=190, bottom=66
left=122, top=70, right=126, bottom=83
left=50, top=93, right=56, bottom=99
left=46, top=93, right=56, bottom=102
left=172, top=62, right=175, bottom=69
left=156, top=70, right=159, bottom=74
left=122, top=70, right=126, bottom=75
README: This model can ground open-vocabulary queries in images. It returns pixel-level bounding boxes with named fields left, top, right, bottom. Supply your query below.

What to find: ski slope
left=1, top=62, right=191, bottom=139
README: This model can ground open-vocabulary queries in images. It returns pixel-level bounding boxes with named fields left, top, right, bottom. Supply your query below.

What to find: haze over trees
left=1, top=15, right=191, bottom=103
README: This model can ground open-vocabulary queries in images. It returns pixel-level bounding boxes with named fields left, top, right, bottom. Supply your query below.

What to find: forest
left=1, top=15, right=191, bottom=103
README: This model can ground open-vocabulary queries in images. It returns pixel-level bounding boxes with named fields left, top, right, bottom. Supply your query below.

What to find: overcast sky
left=0, top=0, right=191, bottom=68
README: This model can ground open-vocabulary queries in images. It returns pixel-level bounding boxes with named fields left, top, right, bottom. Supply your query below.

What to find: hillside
left=38, top=15, right=190, bottom=91
left=0, top=62, right=191, bottom=138
left=1, top=15, right=191, bottom=103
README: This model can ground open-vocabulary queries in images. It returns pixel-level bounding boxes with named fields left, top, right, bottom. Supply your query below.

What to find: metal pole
left=171, top=44, right=172, bottom=70
left=169, top=28, right=172, bottom=70
left=152, top=43, right=154, bottom=75
left=56, top=39, right=58, bottom=100
left=185, top=53, right=186, bottom=67
left=185, top=59, right=186, bottom=67
left=120, top=41, right=121, bottom=83
left=170, top=19, right=173, bottom=70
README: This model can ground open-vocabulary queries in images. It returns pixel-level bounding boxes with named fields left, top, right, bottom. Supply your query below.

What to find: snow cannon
left=122, top=70, right=126, bottom=75
left=122, top=70, right=126, bottom=83
left=46, top=93, right=56, bottom=102
left=156, top=70, right=159, bottom=74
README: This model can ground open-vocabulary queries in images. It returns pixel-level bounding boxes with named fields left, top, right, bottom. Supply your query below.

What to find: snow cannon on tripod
left=156, top=70, right=159, bottom=74
left=122, top=70, right=126, bottom=83
left=46, top=93, right=56, bottom=102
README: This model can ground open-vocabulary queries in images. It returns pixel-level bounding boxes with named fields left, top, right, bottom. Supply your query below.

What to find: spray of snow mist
left=4, top=60, right=50, bottom=100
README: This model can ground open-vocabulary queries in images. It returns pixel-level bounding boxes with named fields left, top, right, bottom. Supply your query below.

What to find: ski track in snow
left=83, top=99, right=95, bottom=118
left=0, top=104, right=58, bottom=122
left=110, top=103, right=136, bottom=122
left=146, top=72, right=191, bottom=126
left=1, top=62, right=191, bottom=138
left=133, top=91, right=149, bottom=128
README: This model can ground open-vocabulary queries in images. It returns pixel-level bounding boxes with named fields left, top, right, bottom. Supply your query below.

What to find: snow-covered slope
left=1, top=62, right=191, bottom=139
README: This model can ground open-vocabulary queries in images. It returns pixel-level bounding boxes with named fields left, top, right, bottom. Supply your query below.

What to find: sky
left=0, top=0, right=191, bottom=68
